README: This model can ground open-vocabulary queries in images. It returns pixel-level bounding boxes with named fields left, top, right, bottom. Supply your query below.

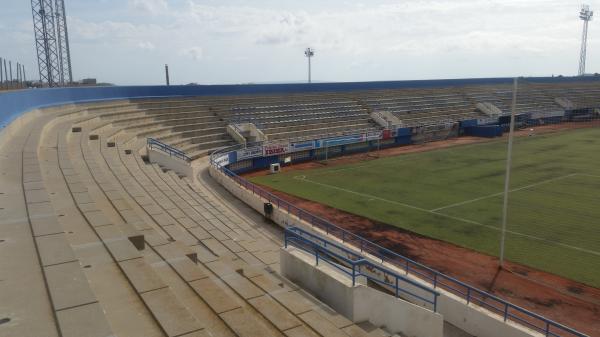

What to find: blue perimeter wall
left=2, top=76, right=600, bottom=129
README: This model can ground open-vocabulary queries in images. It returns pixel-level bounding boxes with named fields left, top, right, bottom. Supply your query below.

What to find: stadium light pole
left=305, top=47, right=314, bottom=83
left=578, top=5, right=593, bottom=76
left=499, top=77, right=518, bottom=268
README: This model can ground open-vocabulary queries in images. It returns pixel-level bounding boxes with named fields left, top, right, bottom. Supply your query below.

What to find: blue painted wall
left=2, top=76, right=600, bottom=129
left=464, top=125, right=503, bottom=138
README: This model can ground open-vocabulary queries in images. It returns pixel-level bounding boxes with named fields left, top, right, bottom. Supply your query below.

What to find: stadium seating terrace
left=1, top=76, right=599, bottom=337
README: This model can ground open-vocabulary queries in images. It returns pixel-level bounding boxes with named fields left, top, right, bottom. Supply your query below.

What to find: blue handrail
left=147, top=138, right=192, bottom=162
left=209, top=149, right=589, bottom=337
left=284, top=226, right=440, bottom=311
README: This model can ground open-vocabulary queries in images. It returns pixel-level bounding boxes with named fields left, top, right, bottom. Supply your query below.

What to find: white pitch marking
left=430, top=173, right=579, bottom=212
left=293, top=175, right=600, bottom=257
left=578, top=173, right=600, bottom=179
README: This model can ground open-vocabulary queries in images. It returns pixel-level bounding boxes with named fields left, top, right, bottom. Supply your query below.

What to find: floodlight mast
left=578, top=5, right=593, bottom=76
left=304, top=47, right=314, bottom=83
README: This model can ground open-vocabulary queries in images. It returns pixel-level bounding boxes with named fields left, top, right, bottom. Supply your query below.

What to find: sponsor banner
left=237, top=146, right=262, bottom=160
left=319, top=134, right=365, bottom=148
left=365, top=131, right=383, bottom=141
left=263, top=143, right=290, bottom=156
left=290, top=140, right=315, bottom=152
left=213, top=153, right=230, bottom=167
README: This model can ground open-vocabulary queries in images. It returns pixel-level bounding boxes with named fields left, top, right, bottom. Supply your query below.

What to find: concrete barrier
left=148, top=147, right=192, bottom=177
left=280, top=247, right=443, bottom=337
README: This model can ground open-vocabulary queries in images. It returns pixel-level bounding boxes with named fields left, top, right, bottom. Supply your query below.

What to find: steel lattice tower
left=31, top=0, right=72, bottom=87
left=578, top=5, right=593, bottom=76
left=54, top=0, right=73, bottom=84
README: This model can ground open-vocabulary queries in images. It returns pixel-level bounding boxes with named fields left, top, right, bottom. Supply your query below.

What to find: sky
left=0, top=0, right=598, bottom=85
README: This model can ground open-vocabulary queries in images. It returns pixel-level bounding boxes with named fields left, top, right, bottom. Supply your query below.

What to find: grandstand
left=0, top=76, right=598, bottom=337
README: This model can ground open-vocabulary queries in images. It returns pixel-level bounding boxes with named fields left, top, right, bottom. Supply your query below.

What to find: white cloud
left=44, top=0, right=597, bottom=84
left=129, top=0, right=168, bottom=15
left=137, top=41, right=156, bottom=50
left=180, top=46, right=203, bottom=61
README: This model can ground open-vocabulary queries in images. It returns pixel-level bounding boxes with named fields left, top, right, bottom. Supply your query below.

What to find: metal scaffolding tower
left=31, top=0, right=72, bottom=87
left=54, top=0, right=73, bottom=84
left=578, top=5, right=593, bottom=76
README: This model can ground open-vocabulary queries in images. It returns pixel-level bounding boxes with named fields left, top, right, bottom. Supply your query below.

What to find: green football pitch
left=251, top=128, right=600, bottom=287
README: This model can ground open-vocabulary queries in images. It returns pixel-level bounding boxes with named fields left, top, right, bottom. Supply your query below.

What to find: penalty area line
left=430, top=173, right=579, bottom=212
left=292, top=175, right=600, bottom=257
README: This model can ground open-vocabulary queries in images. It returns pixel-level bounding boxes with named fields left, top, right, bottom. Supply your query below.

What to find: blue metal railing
left=147, top=138, right=192, bottom=162
left=209, top=148, right=589, bottom=337
left=284, top=226, right=440, bottom=311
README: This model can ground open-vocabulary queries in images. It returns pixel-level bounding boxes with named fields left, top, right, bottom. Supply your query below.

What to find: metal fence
left=285, top=226, right=440, bottom=311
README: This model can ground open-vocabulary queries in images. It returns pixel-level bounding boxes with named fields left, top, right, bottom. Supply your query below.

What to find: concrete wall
left=227, top=125, right=246, bottom=145
left=280, top=247, right=443, bottom=337
left=148, top=148, right=192, bottom=177
left=209, top=166, right=543, bottom=337
left=280, top=247, right=355, bottom=319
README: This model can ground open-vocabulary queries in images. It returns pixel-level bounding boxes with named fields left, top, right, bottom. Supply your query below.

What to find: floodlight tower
left=304, top=47, right=315, bottom=83
left=31, top=0, right=60, bottom=87
left=54, top=0, right=73, bottom=84
left=578, top=5, right=593, bottom=76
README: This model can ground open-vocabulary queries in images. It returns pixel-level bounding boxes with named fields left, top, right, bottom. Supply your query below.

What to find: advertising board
left=263, top=143, right=290, bottom=156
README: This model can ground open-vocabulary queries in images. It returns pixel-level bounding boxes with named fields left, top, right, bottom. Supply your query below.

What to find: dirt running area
left=243, top=122, right=600, bottom=335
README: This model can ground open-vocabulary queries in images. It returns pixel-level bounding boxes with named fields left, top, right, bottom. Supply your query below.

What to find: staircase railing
left=285, top=226, right=440, bottom=312
left=147, top=138, right=192, bottom=162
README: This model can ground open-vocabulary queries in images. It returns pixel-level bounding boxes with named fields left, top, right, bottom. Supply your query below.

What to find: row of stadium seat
left=41, top=81, right=600, bottom=163
left=0, top=100, right=386, bottom=337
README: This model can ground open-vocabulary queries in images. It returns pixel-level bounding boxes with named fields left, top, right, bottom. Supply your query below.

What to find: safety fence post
left=466, top=288, right=471, bottom=304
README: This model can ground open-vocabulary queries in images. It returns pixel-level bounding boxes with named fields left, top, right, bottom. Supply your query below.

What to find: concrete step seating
left=1, top=100, right=382, bottom=336
left=268, top=123, right=379, bottom=142
left=255, top=111, right=367, bottom=126
left=0, top=101, right=384, bottom=337
left=545, top=86, right=600, bottom=110
left=263, top=118, right=373, bottom=135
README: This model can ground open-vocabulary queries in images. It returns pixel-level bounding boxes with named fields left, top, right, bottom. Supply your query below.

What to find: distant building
left=81, top=78, right=97, bottom=85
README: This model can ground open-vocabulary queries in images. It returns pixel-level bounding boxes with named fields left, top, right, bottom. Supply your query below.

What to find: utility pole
left=3, top=59, right=7, bottom=89
left=499, top=77, right=518, bottom=267
left=165, top=64, right=170, bottom=86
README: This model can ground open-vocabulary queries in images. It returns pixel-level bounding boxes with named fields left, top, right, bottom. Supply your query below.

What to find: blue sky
left=0, top=0, right=597, bottom=85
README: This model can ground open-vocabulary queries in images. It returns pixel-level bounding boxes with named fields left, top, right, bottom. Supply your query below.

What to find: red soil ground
left=244, top=122, right=600, bottom=336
